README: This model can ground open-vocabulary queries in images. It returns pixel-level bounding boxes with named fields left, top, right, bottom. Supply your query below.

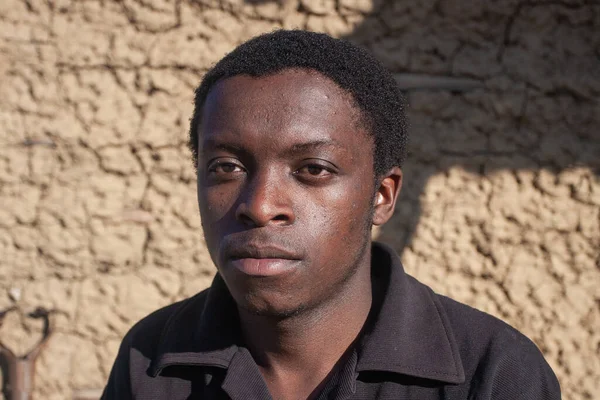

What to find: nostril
left=237, top=212, right=290, bottom=227
left=238, top=214, right=255, bottom=226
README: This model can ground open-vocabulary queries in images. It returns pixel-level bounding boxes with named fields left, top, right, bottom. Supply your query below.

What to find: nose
left=235, top=170, right=295, bottom=228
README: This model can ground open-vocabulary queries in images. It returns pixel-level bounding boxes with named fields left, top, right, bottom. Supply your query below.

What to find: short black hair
left=188, top=29, right=408, bottom=178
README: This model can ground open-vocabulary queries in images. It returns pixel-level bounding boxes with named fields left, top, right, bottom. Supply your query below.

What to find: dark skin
left=197, top=68, right=402, bottom=400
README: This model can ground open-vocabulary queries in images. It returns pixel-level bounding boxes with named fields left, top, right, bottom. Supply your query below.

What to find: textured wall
left=0, top=0, right=598, bottom=399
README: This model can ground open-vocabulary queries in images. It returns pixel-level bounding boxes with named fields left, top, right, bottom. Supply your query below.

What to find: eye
left=303, top=165, right=329, bottom=176
left=294, top=162, right=336, bottom=183
left=206, top=159, right=246, bottom=178
left=215, top=163, right=241, bottom=173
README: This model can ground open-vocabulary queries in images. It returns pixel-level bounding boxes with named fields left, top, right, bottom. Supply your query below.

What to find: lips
left=228, top=244, right=301, bottom=260
left=230, top=258, right=300, bottom=277
left=224, top=243, right=302, bottom=277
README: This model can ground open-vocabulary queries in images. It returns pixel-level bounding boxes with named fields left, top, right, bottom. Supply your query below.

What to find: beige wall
left=0, top=0, right=598, bottom=399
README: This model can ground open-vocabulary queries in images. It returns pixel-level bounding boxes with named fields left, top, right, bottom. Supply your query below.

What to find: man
left=102, top=30, right=560, bottom=399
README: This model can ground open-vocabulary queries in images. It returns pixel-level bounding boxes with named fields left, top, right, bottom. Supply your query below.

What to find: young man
left=102, top=30, right=560, bottom=399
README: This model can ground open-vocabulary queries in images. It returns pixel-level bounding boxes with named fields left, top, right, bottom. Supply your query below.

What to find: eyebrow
left=282, top=139, right=346, bottom=157
left=200, top=139, right=251, bottom=158
left=200, top=138, right=346, bottom=158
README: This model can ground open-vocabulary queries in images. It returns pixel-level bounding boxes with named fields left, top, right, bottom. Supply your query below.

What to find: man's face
left=197, top=69, right=377, bottom=317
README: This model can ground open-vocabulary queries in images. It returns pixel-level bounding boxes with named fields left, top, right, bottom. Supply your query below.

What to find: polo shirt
left=102, top=242, right=560, bottom=399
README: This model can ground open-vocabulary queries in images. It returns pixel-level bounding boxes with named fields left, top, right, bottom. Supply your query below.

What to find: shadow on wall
left=247, top=0, right=600, bottom=258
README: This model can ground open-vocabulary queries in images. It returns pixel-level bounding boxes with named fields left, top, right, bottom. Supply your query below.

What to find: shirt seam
left=357, top=362, right=461, bottom=378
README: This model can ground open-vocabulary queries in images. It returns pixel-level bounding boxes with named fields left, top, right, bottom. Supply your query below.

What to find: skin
left=197, top=68, right=402, bottom=399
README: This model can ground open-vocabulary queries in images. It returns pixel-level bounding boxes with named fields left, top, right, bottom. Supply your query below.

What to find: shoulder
left=120, top=288, right=210, bottom=359
left=435, top=293, right=540, bottom=358
left=435, top=293, right=561, bottom=399
left=102, top=289, right=211, bottom=399
left=102, top=289, right=210, bottom=399
left=436, top=294, right=523, bottom=348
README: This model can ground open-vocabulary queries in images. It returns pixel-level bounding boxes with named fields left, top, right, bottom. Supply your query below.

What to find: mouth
left=226, top=245, right=302, bottom=277
left=230, top=258, right=301, bottom=277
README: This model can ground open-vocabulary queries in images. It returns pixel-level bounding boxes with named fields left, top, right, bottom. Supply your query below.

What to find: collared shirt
left=102, top=242, right=561, bottom=399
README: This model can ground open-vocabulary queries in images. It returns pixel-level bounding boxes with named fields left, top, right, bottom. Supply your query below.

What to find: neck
left=237, top=248, right=373, bottom=398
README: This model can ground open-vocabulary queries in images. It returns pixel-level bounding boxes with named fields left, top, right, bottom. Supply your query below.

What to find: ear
left=372, top=167, right=403, bottom=226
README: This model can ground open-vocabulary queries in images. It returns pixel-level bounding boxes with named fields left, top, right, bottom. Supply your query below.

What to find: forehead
left=206, top=68, right=359, bottom=113
left=199, top=69, right=370, bottom=150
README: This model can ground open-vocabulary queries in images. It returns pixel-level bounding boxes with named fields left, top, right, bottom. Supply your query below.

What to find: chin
left=237, top=292, right=309, bottom=320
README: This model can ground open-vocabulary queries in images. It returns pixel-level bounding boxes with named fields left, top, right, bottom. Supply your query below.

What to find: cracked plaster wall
left=0, top=0, right=598, bottom=399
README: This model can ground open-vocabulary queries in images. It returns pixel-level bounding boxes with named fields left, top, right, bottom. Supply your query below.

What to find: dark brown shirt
left=102, top=242, right=560, bottom=399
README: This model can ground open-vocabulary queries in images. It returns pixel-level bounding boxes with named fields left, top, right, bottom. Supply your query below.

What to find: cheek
left=199, top=185, right=240, bottom=224
left=310, top=183, right=373, bottom=243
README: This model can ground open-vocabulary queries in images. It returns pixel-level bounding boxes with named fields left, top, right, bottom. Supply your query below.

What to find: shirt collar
left=150, top=242, right=465, bottom=384
left=149, top=274, right=241, bottom=376
left=356, top=242, right=465, bottom=384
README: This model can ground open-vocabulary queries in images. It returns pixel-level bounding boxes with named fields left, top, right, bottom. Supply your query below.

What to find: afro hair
left=188, top=29, right=408, bottom=179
